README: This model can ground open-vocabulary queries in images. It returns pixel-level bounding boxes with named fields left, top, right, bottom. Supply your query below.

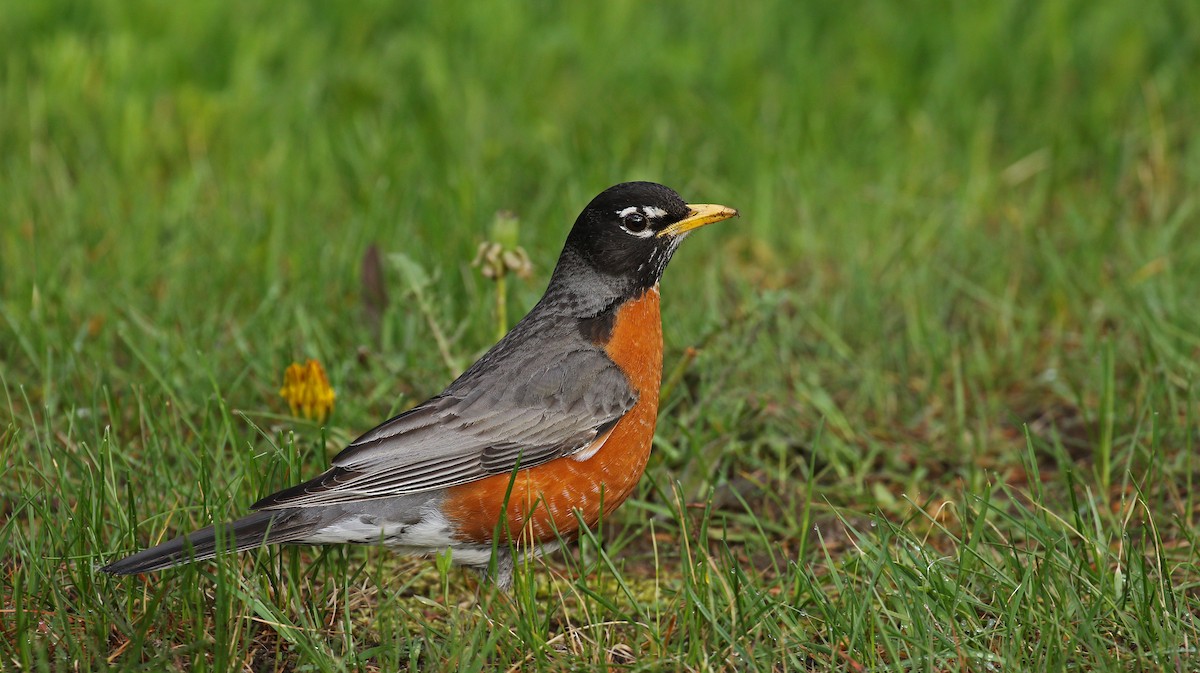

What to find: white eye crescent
left=615, top=206, right=662, bottom=238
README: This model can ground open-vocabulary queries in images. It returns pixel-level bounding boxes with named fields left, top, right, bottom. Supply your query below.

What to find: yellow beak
left=657, top=203, right=739, bottom=238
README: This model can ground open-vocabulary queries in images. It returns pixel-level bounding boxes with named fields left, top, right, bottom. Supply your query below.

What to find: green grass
left=3, top=0, right=1200, bottom=670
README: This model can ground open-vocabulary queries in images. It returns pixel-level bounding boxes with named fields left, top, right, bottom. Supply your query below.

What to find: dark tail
left=100, top=509, right=309, bottom=575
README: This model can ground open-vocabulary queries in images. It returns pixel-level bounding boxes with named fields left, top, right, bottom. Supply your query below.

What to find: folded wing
left=254, top=343, right=635, bottom=509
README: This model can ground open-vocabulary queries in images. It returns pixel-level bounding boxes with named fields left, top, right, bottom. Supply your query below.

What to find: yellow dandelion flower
left=279, top=359, right=335, bottom=422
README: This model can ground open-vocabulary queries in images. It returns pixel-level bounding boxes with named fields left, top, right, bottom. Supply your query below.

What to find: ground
left=2, top=1, right=1199, bottom=670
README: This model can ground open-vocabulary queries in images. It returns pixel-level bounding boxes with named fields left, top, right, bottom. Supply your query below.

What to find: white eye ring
left=615, top=206, right=660, bottom=238
left=619, top=214, right=654, bottom=238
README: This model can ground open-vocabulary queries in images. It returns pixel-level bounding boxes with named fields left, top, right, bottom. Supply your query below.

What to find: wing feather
left=254, top=331, right=637, bottom=510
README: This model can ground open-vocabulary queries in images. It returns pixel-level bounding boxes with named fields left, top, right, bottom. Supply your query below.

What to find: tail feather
left=100, top=509, right=307, bottom=575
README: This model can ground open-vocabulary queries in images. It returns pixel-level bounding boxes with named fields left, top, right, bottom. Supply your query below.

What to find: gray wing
left=253, top=343, right=636, bottom=509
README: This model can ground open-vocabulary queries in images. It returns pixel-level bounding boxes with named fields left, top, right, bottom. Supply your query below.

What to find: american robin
left=100, top=182, right=738, bottom=587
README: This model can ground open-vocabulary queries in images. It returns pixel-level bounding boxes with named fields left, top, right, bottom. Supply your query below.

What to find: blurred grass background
left=2, top=0, right=1199, bottom=670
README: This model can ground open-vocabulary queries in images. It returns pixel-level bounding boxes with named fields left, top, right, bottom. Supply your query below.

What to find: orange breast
left=444, top=287, right=663, bottom=545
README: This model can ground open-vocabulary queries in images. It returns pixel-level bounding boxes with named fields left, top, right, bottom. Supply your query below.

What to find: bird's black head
left=554, top=182, right=737, bottom=300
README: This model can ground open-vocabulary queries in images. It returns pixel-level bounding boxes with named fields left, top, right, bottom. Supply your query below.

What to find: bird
left=100, top=181, right=738, bottom=587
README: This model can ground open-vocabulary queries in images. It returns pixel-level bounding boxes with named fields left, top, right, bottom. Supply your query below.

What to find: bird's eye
left=622, top=213, right=648, bottom=233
